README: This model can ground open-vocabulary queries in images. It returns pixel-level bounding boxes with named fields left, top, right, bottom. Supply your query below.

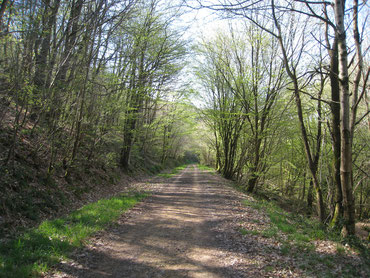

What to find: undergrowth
left=0, top=159, right=122, bottom=238
left=0, top=192, right=148, bottom=278
left=242, top=198, right=370, bottom=277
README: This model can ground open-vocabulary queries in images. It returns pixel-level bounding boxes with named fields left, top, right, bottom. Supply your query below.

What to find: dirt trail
left=51, top=165, right=256, bottom=277
left=49, top=165, right=369, bottom=278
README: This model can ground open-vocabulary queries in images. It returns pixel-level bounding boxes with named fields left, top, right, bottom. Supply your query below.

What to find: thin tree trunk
left=301, top=170, right=306, bottom=202
left=56, top=0, right=84, bottom=83
left=334, top=0, right=355, bottom=236
left=271, top=0, right=325, bottom=222
left=327, top=34, right=343, bottom=228
left=0, top=0, right=10, bottom=32
left=34, top=0, right=61, bottom=88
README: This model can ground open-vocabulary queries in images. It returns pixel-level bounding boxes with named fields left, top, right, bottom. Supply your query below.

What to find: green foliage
left=157, top=164, right=188, bottom=178
left=0, top=0, right=197, bottom=240
left=157, top=173, right=173, bottom=178
left=196, top=23, right=287, bottom=185
left=240, top=228, right=259, bottom=236
left=242, top=198, right=370, bottom=277
left=0, top=192, right=148, bottom=277
left=197, top=164, right=214, bottom=171
left=336, top=244, right=346, bottom=255
left=243, top=198, right=330, bottom=242
left=148, top=164, right=163, bottom=174
left=280, top=243, right=291, bottom=255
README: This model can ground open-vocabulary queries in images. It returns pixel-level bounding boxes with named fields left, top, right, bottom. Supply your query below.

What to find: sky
left=167, top=1, right=232, bottom=107
left=168, top=0, right=370, bottom=108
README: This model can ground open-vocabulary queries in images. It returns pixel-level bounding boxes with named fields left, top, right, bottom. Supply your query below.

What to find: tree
left=196, top=31, right=247, bottom=179
left=191, top=0, right=369, bottom=233
left=0, top=0, right=12, bottom=33
left=196, top=22, right=286, bottom=186
left=118, top=0, right=187, bottom=169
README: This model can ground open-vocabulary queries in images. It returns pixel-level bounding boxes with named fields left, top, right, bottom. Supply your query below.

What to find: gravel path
left=50, top=165, right=255, bottom=277
left=49, top=165, right=368, bottom=278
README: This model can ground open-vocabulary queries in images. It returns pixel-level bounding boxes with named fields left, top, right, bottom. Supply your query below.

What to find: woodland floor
left=48, top=165, right=368, bottom=278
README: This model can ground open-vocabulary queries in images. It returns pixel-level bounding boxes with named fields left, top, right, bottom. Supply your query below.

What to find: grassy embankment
left=0, top=192, right=148, bottom=278
left=194, top=164, right=369, bottom=276
left=241, top=198, right=370, bottom=277
left=0, top=162, right=188, bottom=277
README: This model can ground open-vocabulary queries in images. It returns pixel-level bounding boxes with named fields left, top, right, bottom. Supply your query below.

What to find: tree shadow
left=51, top=168, right=369, bottom=277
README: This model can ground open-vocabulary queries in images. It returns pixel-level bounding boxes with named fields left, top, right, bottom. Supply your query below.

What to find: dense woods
left=194, top=0, right=369, bottom=236
left=0, top=0, right=369, bottom=241
left=0, top=0, right=197, bottom=230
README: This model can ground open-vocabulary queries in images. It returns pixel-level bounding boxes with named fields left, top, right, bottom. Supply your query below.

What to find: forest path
left=50, top=165, right=262, bottom=277
left=49, top=166, right=369, bottom=278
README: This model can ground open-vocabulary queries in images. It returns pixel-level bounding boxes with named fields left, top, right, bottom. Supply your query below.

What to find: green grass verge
left=242, top=199, right=370, bottom=277
left=0, top=192, right=148, bottom=278
left=197, top=164, right=214, bottom=171
left=243, top=199, right=335, bottom=242
left=157, top=164, right=188, bottom=178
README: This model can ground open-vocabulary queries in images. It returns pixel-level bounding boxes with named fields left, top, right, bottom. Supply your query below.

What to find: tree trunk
left=55, top=0, right=84, bottom=83
left=334, top=0, right=355, bottom=236
left=247, top=155, right=259, bottom=192
left=247, top=174, right=258, bottom=193
left=0, top=0, right=9, bottom=32
left=307, top=179, right=313, bottom=212
left=327, top=35, right=343, bottom=228
left=271, top=0, right=325, bottom=222
left=161, top=126, right=167, bottom=164
left=120, top=110, right=138, bottom=169
left=301, top=170, right=306, bottom=201
left=34, top=0, right=61, bottom=88
left=247, top=131, right=262, bottom=192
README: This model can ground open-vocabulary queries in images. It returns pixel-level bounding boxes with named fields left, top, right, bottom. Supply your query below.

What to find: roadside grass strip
left=157, top=165, right=187, bottom=178
left=0, top=192, right=148, bottom=278
left=242, top=199, right=370, bottom=277
left=197, top=164, right=214, bottom=171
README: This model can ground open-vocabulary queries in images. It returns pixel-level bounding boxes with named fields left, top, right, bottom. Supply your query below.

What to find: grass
left=242, top=198, right=370, bottom=277
left=240, top=228, right=259, bottom=236
left=156, top=164, right=214, bottom=178
left=197, top=164, right=214, bottom=171
left=157, top=164, right=188, bottom=178
left=0, top=191, right=148, bottom=278
left=156, top=173, right=173, bottom=178
left=243, top=199, right=329, bottom=241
